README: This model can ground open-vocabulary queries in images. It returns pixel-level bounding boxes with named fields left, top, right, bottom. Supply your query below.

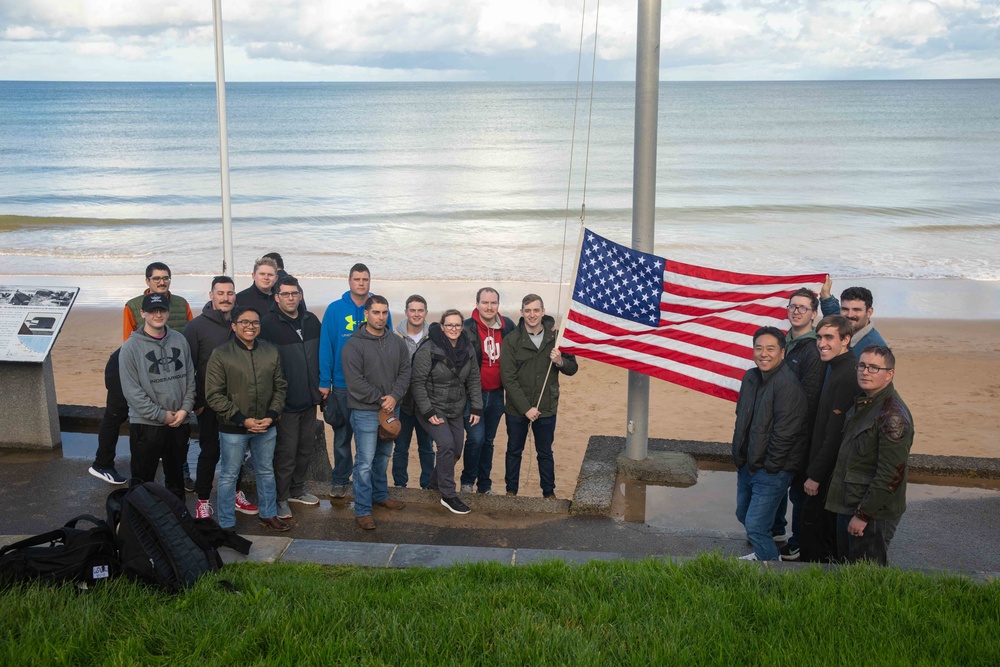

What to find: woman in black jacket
left=410, top=310, right=483, bottom=514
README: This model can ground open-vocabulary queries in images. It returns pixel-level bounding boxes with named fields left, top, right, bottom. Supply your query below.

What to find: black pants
left=129, top=422, right=191, bottom=502
left=798, top=487, right=839, bottom=563
left=94, top=349, right=128, bottom=469
left=836, top=513, right=900, bottom=566
left=194, top=407, right=221, bottom=501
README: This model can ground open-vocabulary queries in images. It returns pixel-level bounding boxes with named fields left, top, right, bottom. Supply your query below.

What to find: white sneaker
left=738, top=552, right=758, bottom=561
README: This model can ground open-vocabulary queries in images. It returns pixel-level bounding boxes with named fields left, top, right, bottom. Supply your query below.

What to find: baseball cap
left=378, top=410, right=401, bottom=440
left=141, top=293, right=170, bottom=312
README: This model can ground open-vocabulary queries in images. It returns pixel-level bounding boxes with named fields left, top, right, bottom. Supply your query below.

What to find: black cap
left=141, top=293, right=170, bottom=312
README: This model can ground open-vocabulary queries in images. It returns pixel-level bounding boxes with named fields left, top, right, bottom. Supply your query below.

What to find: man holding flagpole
left=500, top=294, right=578, bottom=498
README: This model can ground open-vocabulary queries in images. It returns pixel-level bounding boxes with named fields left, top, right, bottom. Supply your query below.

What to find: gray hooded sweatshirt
left=119, top=325, right=196, bottom=425
left=342, top=325, right=411, bottom=411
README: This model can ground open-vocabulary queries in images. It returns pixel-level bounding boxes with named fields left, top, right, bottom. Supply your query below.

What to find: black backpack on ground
left=107, top=482, right=224, bottom=593
left=0, top=514, right=119, bottom=588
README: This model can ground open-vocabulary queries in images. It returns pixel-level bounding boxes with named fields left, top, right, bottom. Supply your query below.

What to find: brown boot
left=259, top=516, right=290, bottom=532
left=356, top=515, right=376, bottom=530
left=375, top=499, right=405, bottom=510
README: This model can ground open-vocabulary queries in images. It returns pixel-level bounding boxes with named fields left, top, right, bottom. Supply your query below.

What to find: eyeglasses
left=787, top=305, right=813, bottom=313
left=277, top=291, right=301, bottom=298
left=442, top=323, right=463, bottom=329
left=236, top=320, right=261, bottom=328
left=856, top=363, right=892, bottom=374
left=149, top=276, right=171, bottom=283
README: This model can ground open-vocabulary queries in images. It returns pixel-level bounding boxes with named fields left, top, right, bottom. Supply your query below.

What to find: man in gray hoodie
left=391, top=294, right=433, bottom=489
left=342, top=295, right=411, bottom=530
left=119, top=293, right=196, bottom=501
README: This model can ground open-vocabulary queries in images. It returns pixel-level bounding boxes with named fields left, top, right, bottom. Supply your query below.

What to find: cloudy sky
left=1, top=0, right=997, bottom=81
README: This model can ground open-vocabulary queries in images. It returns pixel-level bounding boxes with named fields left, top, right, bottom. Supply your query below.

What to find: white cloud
left=0, top=0, right=997, bottom=80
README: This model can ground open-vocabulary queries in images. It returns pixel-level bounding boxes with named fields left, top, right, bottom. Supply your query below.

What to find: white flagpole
left=624, top=0, right=661, bottom=461
left=212, top=0, right=235, bottom=276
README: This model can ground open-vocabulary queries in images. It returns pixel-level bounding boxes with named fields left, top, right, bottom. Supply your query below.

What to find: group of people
left=89, top=255, right=578, bottom=533
left=732, top=279, right=914, bottom=565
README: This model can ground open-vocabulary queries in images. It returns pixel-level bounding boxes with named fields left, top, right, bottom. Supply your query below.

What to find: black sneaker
left=779, top=543, right=800, bottom=561
left=440, top=496, right=471, bottom=515
left=88, top=466, right=127, bottom=485
left=184, top=477, right=196, bottom=493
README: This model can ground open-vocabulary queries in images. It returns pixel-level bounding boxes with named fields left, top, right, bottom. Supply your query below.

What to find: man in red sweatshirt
left=459, top=287, right=516, bottom=494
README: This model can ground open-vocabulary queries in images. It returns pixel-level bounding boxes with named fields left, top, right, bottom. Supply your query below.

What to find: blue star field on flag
left=572, top=230, right=664, bottom=327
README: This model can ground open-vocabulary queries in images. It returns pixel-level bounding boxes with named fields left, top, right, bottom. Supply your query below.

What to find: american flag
left=559, top=229, right=826, bottom=402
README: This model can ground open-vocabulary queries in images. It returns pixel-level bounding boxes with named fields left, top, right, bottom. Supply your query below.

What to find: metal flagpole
left=212, top=0, right=235, bottom=276
left=625, top=0, right=661, bottom=461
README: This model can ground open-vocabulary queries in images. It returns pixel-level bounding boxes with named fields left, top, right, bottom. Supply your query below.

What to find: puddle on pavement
left=612, top=460, right=1000, bottom=532
left=0, top=433, right=202, bottom=470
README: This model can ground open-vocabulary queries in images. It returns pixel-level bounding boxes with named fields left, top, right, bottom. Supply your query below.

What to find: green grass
left=1, top=555, right=997, bottom=666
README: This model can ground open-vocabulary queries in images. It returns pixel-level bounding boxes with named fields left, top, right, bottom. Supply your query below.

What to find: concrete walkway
left=2, top=448, right=998, bottom=580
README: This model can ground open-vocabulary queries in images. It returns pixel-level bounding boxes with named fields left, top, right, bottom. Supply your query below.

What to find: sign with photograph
left=0, top=285, right=79, bottom=362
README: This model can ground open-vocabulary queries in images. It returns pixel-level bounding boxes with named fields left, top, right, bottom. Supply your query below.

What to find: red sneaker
left=234, top=490, right=259, bottom=515
left=195, top=499, right=213, bottom=519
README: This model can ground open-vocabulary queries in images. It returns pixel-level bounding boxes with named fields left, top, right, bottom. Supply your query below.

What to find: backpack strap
left=65, top=514, right=111, bottom=531
left=0, top=529, right=70, bottom=556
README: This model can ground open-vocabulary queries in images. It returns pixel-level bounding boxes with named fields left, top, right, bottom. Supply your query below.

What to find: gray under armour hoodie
left=119, top=325, right=196, bottom=425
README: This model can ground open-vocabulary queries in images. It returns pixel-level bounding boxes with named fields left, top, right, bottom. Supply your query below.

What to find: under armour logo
left=483, top=336, right=500, bottom=363
left=146, top=347, right=184, bottom=374
left=345, top=314, right=358, bottom=332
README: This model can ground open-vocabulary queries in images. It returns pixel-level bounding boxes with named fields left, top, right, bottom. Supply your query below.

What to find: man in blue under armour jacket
left=317, top=263, right=392, bottom=498
left=260, top=275, right=323, bottom=520
left=119, top=293, right=196, bottom=501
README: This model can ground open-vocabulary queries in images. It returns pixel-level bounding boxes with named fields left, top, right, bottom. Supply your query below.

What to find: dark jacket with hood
left=410, top=323, right=483, bottom=421
left=730, top=360, right=809, bottom=474
left=341, top=324, right=411, bottom=412
left=182, top=301, right=233, bottom=412
left=205, top=338, right=287, bottom=434
left=805, top=351, right=860, bottom=486
left=784, top=329, right=825, bottom=430
left=500, top=315, right=578, bottom=418
left=260, top=301, right=322, bottom=413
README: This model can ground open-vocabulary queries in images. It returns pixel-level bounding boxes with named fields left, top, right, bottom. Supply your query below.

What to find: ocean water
left=1, top=80, right=999, bottom=283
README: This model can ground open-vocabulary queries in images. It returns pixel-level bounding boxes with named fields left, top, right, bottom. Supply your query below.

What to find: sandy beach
left=47, top=297, right=1000, bottom=498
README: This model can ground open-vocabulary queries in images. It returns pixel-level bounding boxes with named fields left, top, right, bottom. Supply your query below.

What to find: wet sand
left=48, top=302, right=1000, bottom=498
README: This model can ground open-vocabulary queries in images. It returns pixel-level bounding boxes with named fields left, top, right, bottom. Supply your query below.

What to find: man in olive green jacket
left=826, top=344, right=914, bottom=565
left=206, top=305, right=289, bottom=532
left=499, top=294, right=578, bottom=498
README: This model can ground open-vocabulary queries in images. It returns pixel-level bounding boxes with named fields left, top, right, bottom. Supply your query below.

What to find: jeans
left=418, top=415, right=464, bottom=499
left=350, top=409, right=393, bottom=518
left=504, top=413, right=556, bottom=496
left=836, top=513, right=900, bottom=566
left=94, top=351, right=128, bottom=469
left=275, top=405, right=318, bottom=501
left=392, top=411, right=434, bottom=488
left=772, top=480, right=807, bottom=548
left=799, top=489, right=839, bottom=563
left=128, top=422, right=190, bottom=502
left=217, top=428, right=278, bottom=529
left=330, top=386, right=354, bottom=487
left=735, top=465, right=793, bottom=561
left=194, top=406, right=221, bottom=501
left=461, top=388, right=504, bottom=492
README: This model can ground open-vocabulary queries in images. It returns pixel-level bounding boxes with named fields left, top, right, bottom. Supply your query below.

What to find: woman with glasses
left=409, top=309, right=482, bottom=515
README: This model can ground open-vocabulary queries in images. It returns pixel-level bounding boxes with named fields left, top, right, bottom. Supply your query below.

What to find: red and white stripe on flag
left=560, top=230, right=825, bottom=402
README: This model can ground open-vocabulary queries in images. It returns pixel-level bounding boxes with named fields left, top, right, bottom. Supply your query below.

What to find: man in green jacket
left=500, top=294, right=578, bottom=498
left=826, top=345, right=914, bottom=565
left=206, top=305, right=289, bottom=532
